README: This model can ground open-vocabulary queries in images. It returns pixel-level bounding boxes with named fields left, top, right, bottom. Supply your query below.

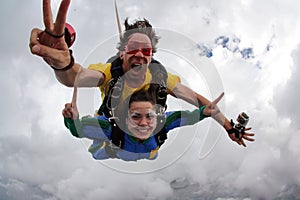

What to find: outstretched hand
left=202, top=92, right=255, bottom=147
left=228, top=127, right=255, bottom=147
left=62, top=86, right=79, bottom=120
left=29, top=0, right=71, bottom=69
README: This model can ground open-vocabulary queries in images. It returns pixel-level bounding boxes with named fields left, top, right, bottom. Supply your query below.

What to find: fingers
left=203, top=92, right=224, bottom=116
left=43, top=0, right=71, bottom=35
left=212, top=92, right=224, bottom=105
left=233, top=136, right=246, bottom=147
left=65, top=103, right=72, bottom=108
left=30, top=28, right=62, bottom=56
left=29, top=28, right=43, bottom=53
left=71, top=86, right=79, bottom=120
left=63, top=103, right=72, bottom=118
left=32, top=44, right=70, bottom=67
left=243, top=136, right=255, bottom=142
left=63, top=100, right=79, bottom=120
left=43, top=0, right=54, bottom=30
left=30, top=26, right=70, bottom=67
left=71, top=86, right=77, bottom=108
left=62, top=109, right=72, bottom=118
left=244, top=133, right=255, bottom=137
left=231, top=135, right=244, bottom=146
left=236, top=133, right=255, bottom=147
left=242, top=132, right=255, bottom=141
left=54, top=0, right=71, bottom=34
left=229, top=131, right=255, bottom=147
left=240, top=140, right=246, bottom=147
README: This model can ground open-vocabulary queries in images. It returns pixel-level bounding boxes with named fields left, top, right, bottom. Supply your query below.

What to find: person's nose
left=139, top=116, right=149, bottom=126
left=133, top=49, right=145, bottom=57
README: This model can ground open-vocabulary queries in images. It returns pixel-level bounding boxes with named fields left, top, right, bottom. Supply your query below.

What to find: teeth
left=132, top=63, right=142, bottom=68
left=136, top=128, right=150, bottom=133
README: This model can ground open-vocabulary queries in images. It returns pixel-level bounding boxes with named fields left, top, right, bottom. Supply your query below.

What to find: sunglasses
left=125, top=46, right=152, bottom=56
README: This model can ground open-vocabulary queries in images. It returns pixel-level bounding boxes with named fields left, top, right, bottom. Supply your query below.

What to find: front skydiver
left=62, top=86, right=255, bottom=161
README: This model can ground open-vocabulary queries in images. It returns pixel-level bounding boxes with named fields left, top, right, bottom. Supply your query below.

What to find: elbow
left=56, top=75, right=75, bottom=87
left=54, top=63, right=81, bottom=87
left=64, top=82, right=75, bottom=87
left=57, top=79, right=75, bottom=87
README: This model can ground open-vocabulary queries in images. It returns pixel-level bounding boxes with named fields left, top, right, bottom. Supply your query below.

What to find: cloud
left=274, top=44, right=300, bottom=129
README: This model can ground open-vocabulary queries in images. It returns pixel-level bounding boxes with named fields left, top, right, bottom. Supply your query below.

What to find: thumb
left=31, top=45, right=41, bottom=54
left=71, top=86, right=77, bottom=108
left=32, top=44, right=69, bottom=67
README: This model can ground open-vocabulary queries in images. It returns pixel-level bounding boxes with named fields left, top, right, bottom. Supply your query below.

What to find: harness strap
left=98, top=57, right=124, bottom=116
left=105, top=118, right=124, bottom=158
left=154, top=123, right=167, bottom=147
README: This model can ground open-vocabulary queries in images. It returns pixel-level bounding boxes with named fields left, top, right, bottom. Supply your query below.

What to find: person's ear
left=120, top=51, right=125, bottom=60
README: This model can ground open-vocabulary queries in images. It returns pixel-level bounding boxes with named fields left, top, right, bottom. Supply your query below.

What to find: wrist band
left=227, top=120, right=240, bottom=139
left=51, top=50, right=75, bottom=71
left=44, top=29, right=65, bottom=38
left=227, top=127, right=240, bottom=139
left=199, top=105, right=209, bottom=120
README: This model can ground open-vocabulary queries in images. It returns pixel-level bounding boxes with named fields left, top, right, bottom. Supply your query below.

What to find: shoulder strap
left=105, top=118, right=125, bottom=158
left=149, top=58, right=168, bottom=85
left=154, top=116, right=168, bottom=147
left=97, top=56, right=124, bottom=116
left=148, top=59, right=168, bottom=108
left=148, top=59, right=169, bottom=147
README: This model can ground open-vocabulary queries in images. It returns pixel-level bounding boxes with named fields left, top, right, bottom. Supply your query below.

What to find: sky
left=1, top=0, right=300, bottom=199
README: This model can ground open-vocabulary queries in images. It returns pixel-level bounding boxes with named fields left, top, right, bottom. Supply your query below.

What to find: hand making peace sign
left=29, top=0, right=71, bottom=69
left=202, top=92, right=224, bottom=117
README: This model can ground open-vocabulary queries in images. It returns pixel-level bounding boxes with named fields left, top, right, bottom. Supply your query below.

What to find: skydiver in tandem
left=62, top=85, right=254, bottom=161
left=29, top=0, right=255, bottom=147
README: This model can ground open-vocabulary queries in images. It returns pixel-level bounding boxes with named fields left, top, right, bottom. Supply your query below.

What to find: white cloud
left=274, top=44, right=300, bottom=129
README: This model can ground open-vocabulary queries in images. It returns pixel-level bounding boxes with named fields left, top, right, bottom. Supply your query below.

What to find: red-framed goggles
left=125, top=47, right=152, bottom=56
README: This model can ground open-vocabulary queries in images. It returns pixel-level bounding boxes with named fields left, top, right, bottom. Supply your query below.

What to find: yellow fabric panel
left=149, top=146, right=160, bottom=159
left=88, top=62, right=112, bottom=100
left=88, top=62, right=180, bottom=103
left=166, top=71, right=181, bottom=92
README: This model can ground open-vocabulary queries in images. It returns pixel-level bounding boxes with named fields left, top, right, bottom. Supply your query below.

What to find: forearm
left=211, top=112, right=232, bottom=131
left=172, top=82, right=210, bottom=107
left=172, top=82, right=233, bottom=131
left=65, top=116, right=110, bottom=140
left=54, top=63, right=104, bottom=87
left=54, top=63, right=81, bottom=87
left=64, top=117, right=103, bottom=139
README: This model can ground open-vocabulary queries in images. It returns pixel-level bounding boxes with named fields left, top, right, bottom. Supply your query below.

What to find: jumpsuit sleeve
left=164, top=106, right=209, bottom=132
left=64, top=116, right=111, bottom=140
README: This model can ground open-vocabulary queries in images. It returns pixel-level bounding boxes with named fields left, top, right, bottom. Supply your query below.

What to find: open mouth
left=131, top=63, right=143, bottom=71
